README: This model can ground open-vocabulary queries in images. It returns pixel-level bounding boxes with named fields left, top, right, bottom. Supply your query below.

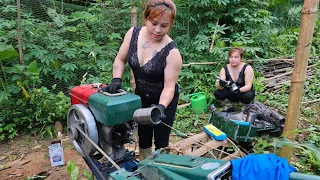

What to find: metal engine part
left=99, top=123, right=133, bottom=161
left=67, top=104, right=99, bottom=156
left=133, top=107, right=161, bottom=125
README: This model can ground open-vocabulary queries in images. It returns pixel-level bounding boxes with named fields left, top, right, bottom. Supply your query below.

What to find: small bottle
left=230, top=83, right=239, bottom=92
left=246, top=109, right=257, bottom=124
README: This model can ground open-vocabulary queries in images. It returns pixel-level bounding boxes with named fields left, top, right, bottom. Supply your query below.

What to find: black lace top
left=224, top=64, right=249, bottom=88
left=127, top=27, right=177, bottom=104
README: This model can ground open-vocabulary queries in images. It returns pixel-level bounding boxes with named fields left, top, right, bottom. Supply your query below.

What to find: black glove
left=151, top=104, right=166, bottom=120
left=230, top=83, right=240, bottom=94
left=102, top=78, right=123, bottom=94
left=231, top=86, right=240, bottom=94
left=219, top=79, right=229, bottom=87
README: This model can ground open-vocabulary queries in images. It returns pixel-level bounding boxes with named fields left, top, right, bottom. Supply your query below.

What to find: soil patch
left=0, top=135, right=88, bottom=180
left=0, top=133, right=183, bottom=180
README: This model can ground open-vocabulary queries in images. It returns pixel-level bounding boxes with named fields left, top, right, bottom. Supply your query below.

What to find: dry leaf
left=33, top=145, right=43, bottom=149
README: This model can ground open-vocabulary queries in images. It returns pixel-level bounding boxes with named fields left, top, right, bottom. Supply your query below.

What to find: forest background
left=0, top=0, right=320, bottom=175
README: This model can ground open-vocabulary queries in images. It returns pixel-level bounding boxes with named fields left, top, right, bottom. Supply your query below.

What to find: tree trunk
left=280, top=0, right=319, bottom=161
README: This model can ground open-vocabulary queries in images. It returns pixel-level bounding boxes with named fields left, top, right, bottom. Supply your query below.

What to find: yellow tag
left=205, top=124, right=222, bottom=136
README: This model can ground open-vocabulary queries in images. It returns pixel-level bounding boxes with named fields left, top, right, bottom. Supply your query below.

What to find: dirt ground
left=0, top=134, right=89, bottom=180
left=0, top=133, right=182, bottom=180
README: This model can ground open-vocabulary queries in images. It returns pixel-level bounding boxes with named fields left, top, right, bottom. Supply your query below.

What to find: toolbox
left=209, top=112, right=257, bottom=142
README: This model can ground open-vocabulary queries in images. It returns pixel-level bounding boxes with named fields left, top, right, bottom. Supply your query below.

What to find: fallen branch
left=264, top=63, right=318, bottom=82
left=301, top=99, right=320, bottom=104
left=182, top=59, right=319, bottom=67
left=246, top=58, right=295, bottom=62
left=182, top=62, right=218, bottom=67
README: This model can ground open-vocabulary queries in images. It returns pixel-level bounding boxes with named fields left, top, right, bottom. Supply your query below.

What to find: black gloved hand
left=102, top=78, right=123, bottom=94
left=231, top=85, right=240, bottom=94
left=219, top=79, right=229, bottom=87
left=151, top=104, right=166, bottom=120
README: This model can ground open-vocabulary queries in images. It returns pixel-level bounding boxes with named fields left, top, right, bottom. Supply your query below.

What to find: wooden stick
left=209, top=19, right=220, bottom=52
left=246, top=59, right=294, bottom=62
left=177, top=103, right=190, bottom=109
left=182, top=59, right=319, bottom=67
left=301, top=99, right=320, bottom=104
left=182, top=62, right=219, bottom=67
left=264, top=64, right=318, bottom=82
left=17, top=0, right=24, bottom=65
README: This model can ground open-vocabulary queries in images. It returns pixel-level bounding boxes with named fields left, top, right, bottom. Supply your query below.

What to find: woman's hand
left=102, top=78, right=123, bottom=93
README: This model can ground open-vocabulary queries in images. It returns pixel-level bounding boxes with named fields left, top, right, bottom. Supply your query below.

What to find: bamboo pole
left=130, top=5, right=137, bottom=93
left=280, top=0, right=319, bottom=161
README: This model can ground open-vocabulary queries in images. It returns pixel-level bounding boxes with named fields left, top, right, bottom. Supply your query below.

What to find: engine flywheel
left=67, top=104, right=99, bottom=156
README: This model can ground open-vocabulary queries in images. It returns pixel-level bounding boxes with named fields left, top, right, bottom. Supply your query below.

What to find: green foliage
left=272, top=138, right=320, bottom=161
left=67, top=160, right=93, bottom=180
left=30, top=86, right=70, bottom=128
left=253, top=137, right=273, bottom=154
left=252, top=76, right=266, bottom=102
left=174, top=108, right=210, bottom=134
left=83, top=170, right=94, bottom=180
left=0, top=123, right=17, bottom=141
left=67, top=160, right=79, bottom=180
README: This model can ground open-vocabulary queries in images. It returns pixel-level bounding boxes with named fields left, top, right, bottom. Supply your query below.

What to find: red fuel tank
left=69, top=84, right=104, bottom=107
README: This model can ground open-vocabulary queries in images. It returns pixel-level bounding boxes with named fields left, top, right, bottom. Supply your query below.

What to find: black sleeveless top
left=224, top=64, right=249, bottom=88
left=127, top=27, right=177, bottom=103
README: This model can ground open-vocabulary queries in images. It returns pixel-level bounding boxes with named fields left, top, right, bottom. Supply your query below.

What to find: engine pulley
left=67, top=104, right=99, bottom=156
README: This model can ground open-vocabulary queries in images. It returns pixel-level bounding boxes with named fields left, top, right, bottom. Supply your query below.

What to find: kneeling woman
left=214, top=47, right=255, bottom=104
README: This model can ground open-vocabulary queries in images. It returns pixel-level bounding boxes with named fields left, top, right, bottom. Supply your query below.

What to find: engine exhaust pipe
left=133, top=106, right=162, bottom=125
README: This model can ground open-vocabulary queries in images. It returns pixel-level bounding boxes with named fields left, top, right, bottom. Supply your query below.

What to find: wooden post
left=130, top=5, right=137, bottom=93
left=280, top=0, right=319, bottom=161
left=17, top=0, right=24, bottom=65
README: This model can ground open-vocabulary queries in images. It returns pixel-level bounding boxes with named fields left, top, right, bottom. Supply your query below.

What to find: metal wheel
left=67, top=104, right=99, bottom=156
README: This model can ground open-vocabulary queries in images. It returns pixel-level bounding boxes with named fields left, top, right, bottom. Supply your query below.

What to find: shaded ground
left=0, top=134, right=89, bottom=180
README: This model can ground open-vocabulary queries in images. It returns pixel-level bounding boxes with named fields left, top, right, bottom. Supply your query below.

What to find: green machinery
left=67, top=84, right=320, bottom=180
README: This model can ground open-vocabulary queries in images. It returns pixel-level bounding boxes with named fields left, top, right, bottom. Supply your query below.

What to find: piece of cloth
left=128, top=27, right=179, bottom=149
left=231, top=154, right=297, bottom=180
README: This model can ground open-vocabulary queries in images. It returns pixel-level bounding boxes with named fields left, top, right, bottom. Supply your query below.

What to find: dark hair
left=143, top=0, right=176, bottom=28
left=228, top=47, right=244, bottom=59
